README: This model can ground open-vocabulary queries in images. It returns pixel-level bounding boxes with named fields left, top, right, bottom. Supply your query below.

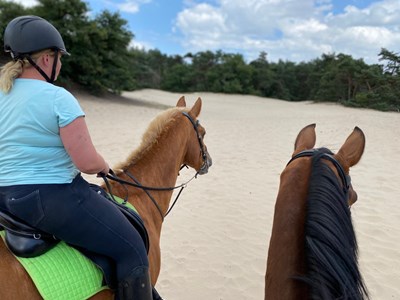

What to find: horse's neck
left=133, top=127, right=186, bottom=185
left=265, top=169, right=309, bottom=299
left=121, top=123, right=189, bottom=217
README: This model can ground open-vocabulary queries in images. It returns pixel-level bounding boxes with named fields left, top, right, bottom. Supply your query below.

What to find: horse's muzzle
left=198, top=154, right=212, bottom=175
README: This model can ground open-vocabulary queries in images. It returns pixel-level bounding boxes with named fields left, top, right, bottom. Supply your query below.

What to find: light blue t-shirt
left=0, top=79, right=85, bottom=185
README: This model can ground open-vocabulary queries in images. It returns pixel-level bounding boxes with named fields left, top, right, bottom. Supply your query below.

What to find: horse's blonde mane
left=115, top=106, right=187, bottom=170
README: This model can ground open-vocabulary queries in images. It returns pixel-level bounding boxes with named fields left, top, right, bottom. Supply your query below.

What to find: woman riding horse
left=0, top=15, right=152, bottom=299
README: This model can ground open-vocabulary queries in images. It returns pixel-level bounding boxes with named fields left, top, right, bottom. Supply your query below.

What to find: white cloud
left=282, top=18, right=328, bottom=37
left=129, top=39, right=153, bottom=51
left=174, top=0, right=400, bottom=64
left=117, top=0, right=152, bottom=14
left=176, top=4, right=226, bottom=40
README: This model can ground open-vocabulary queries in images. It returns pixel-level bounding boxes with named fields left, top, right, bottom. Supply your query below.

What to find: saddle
left=0, top=186, right=164, bottom=299
left=0, top=209, right=59, bottom=257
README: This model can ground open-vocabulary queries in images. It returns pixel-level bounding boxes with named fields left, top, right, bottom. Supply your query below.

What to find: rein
left=101, top=111, right=206, bottom=221
left=102, top=169, right=198, bottom=221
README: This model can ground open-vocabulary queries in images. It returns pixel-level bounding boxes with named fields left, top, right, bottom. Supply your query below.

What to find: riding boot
left=116, top=266, right=152, bottom=300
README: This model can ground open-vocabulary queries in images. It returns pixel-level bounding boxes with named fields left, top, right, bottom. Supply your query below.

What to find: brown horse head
left=266, top=123, right=368, bottom=300
left=178, top=96, right=212, bottom=175
left=293, top=123, right=365, bottom=207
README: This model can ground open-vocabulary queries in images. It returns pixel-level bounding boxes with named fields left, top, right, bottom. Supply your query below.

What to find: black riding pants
left=0, top=174, right=149, bottom=281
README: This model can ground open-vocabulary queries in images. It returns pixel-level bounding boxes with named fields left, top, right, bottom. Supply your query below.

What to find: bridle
left=182, top=111, right=209, bottom=175
left=101, top=111, right=209, bottom=221
left=287, top=148, right=351, bottom=197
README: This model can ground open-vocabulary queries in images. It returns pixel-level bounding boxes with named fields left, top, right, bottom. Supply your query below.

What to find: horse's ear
left=189, top=97, right=202, bottom=117
left=177, top=96, right=186, bottom=107
left=293, top=123, right=316, bottom=156
left=335, top=127, right=365, bottom=168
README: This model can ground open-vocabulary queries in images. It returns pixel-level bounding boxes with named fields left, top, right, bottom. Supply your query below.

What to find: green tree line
left=1, top=0, right=399, bottom=111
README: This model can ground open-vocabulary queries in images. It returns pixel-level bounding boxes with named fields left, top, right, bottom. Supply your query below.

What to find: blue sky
left=9, top=0, right=400, bottom=64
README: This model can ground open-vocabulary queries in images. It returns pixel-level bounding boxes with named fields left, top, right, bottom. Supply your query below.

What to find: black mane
left=303, top=149, right=369, bottom=300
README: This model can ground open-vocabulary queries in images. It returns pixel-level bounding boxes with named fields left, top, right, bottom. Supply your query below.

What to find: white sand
left=75, top=88, right=400, bottom=300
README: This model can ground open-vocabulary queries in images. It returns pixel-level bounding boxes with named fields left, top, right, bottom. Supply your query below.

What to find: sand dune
left=75, top=88, right=400, bottom=300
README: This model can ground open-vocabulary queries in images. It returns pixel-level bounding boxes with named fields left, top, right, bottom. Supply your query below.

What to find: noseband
left=287, top=148, right=351, bottom=196
left=182, top=111, right=209, bottom=174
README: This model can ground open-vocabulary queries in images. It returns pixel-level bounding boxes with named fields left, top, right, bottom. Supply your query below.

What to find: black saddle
left=0, top=210, right=59, bottom=258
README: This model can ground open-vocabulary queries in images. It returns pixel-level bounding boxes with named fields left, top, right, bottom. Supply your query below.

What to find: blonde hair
left=0, top=49, right=54, bottom=93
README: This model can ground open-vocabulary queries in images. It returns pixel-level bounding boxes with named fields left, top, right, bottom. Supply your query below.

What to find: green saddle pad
left=0, top=195, right=136, bottom=300
left=0, top=231, right=107, bottom=300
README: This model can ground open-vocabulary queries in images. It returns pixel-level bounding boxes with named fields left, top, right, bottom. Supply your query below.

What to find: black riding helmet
left=3, top=15, right=70, bottom=83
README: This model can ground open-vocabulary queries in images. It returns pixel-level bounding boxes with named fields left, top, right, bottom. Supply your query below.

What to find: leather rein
left=101, top=111, right=207, bottom=222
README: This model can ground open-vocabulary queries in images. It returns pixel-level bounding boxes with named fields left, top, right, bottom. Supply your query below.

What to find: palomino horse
left=265, top=124, right=369, bottom=300
left=0, top=96, right=212, bottom=299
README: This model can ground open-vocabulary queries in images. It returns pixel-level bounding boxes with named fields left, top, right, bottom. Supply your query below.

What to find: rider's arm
left=60, top=116, right=109, bottom=175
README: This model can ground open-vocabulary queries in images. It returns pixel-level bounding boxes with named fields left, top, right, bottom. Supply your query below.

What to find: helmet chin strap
left=25, top=49, right=58, bottom=83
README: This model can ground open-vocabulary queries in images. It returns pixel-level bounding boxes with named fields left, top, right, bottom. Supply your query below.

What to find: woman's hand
left=97, top=162, right=110, bottom=177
